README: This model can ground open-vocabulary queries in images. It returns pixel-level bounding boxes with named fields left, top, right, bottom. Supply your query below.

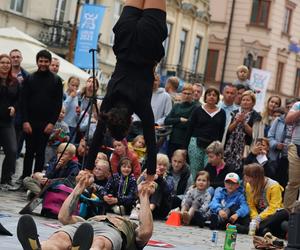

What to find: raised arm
left=58, top=171, right=94, bottom=225
left=135, top=181, right=156, bottom=246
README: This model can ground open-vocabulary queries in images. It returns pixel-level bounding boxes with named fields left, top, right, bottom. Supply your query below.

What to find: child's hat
left=225, top=173, right=240, bottom=184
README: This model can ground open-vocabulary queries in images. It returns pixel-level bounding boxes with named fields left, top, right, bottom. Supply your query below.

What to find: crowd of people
left=1, top=1, right=300, bottom=249
left=0, top=44, right=300, bottom=242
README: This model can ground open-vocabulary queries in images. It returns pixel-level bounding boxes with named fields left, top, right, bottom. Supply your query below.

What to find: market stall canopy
left=0, top=27, right=91, bottom=83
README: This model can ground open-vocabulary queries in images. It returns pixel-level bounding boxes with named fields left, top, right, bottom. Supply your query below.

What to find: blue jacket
left=209, top=187, right=249, bottom=218
left=267, top=115, right=286, bottom=161
left=45, top=157, right=80, bottom=179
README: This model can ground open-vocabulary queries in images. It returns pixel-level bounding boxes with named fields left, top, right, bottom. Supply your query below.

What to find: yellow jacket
left=245, top=178, right=283, bottom=221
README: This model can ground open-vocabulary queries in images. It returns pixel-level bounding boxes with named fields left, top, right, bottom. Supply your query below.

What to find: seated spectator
left=209, top=173, right=250, bottom=233
left=44, top=107, right=70, bottom=165
left=102, top=157, right=138, bottom=215
left=180, top=171, right=211, bottom=226
left=167, top=149, right=193, bottom=209
left=135, top=153, right=174, bottom=219
left=95, top=152, right=108, bottom=165
left=204, top=141, right=230, bottom=192
left=165, top=76, right=180, bottom=104
left=23, top=143, right=80, bottom=199
left=85, top=159, right=111, bottom=198
left=110, top=139, right=141, bottom=179
left=76, top=137, right=90, bottom=165
left=244, top=163, right=285, bottom=237
left=244, top=138, right=277, bottom=180
left=128, top=135, right=147, bottom=165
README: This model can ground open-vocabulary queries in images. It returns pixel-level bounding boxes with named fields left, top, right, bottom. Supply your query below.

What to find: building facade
left=207, top=0, right=300, bottom=99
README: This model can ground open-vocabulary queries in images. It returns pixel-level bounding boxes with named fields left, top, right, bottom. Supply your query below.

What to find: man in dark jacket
left=21, top=50, right=63, bottom=180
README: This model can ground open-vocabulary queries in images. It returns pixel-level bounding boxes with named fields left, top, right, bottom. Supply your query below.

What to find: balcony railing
left=159, top=63, right=204, bottom=83
left=39, top=18, right=73, bottom=48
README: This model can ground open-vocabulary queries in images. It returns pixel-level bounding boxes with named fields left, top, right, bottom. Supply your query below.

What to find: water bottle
left=224, top=224, right=237, bottom=250
left=248, top=219, right=256, bottom=236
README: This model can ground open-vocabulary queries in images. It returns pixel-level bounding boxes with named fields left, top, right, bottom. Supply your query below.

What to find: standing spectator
left=21, top=50, right=63, bottom=180
left=165, top=83, right=197, bottom=157
left=0, top=54, right=20, bottom=188
left=168, top=149, right=193, bottom=208
left=49, top=57, right=60, bottom=75
left=218, top=83, right=238, bottom=127
left=9, top=49, right=29, bottom=159
left=192, top=83, right=204, bottom=105
left=268, top=99, right=296, bottom=187
left=284, top=100, right=300, bottom=211
left=261, top=95, right=282, bottom=137
left=63, top=76, right=80, bottom=142
left=224, top=90, right=261, bottom=176
left=110, top=139, right=141, bottom=179
left=234, top=84, right=248, bottom=107
left=184, top=87, right=226, bottom=180
left=165, top=76, right=180, bottom=104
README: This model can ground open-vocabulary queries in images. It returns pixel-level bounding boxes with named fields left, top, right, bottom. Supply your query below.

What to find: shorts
left=57, top=220, right=123, bottom=250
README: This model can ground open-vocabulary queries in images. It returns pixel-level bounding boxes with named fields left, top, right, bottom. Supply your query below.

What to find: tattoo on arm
left=68, top=195, right=80, bottom=215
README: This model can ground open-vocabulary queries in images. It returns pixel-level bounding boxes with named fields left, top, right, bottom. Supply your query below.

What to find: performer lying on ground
left=86, top=0, right=168, bottom=181
left=17, top=170, right=156, bottom=250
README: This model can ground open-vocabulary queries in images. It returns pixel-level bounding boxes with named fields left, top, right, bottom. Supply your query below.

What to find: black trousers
left=0, top=125, right=17, bottom=184
left=22, top=126, right=50, bottom=178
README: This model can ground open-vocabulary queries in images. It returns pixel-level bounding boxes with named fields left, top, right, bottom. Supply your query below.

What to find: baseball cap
left=225, top=173, right=240, bottom=184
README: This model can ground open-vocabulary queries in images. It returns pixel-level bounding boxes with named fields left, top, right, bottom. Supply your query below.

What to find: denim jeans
left=0, top=124, right=17, bottom=184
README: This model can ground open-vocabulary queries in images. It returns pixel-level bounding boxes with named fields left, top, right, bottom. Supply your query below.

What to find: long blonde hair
left=244, top=163, right=265, bottom=204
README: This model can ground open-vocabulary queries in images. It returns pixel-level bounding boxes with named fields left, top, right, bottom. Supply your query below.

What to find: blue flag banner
left=74, top=4, right=105, bottom=69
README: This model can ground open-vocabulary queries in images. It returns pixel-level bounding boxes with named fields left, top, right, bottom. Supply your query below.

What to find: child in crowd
left=23, top=143, right=80, bottom=199
left=128, top=135, right=147, bottom=165
left=168, top=149, right=193, bottom=209
left=134, top=153, right=174, bottom=219
left=102, top=157, right=138, bottom=215
left=209, top=173, right=250, bottom=233
left=63, top=76, right=80, bottom=141
left=110, top=139, right=141, bottom=179
left=44, top=107, right=70, bottom=165
left=204, top=141, right=230, bottom=192
left=180, top=171, right=211, bottom=226
left=233, top=65, right=250, bottom=89
left=95, top=152, right=108, bottom=164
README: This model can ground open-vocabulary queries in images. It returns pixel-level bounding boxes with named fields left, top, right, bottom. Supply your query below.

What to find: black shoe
left=210, top=213, right=219, bottom=230
left=71, top=223, right=94, bottom=250
left=17, top=215, right=41, bottom=250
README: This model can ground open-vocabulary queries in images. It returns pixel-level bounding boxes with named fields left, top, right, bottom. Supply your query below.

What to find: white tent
left=0, top=27, right=91, bottom=83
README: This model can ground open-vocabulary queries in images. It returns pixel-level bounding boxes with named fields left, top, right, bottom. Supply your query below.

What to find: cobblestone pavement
left=0, top=157, right=257, bottom=250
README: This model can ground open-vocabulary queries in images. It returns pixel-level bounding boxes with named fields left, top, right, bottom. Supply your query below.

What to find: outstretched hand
left=138, top=181, right=156, bottom=198
left=75, top=170, right=94, bottom=194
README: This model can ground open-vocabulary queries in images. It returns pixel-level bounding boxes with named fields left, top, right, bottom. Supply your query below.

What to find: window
left=243, top=54, right=263, bottom=77
left=250, top=0, right=271, bottom=27
left=294, top=68, right=300, bottom=96
left=10, top=0, right=24, bottom=13
left=178, top=29, right=188, bottom=66
left=204, top=49, right=219, bottom=81
left=162, top=22, right=172, bottom=63
left=191, top=36, right=202, bottom=73
left=275, top=62, right=284, bottom=92
left=255, top=56, right=263, bottom=69
left=283, top=7, right=292, bottom=34
left=55, top=0, right=66, bottom=22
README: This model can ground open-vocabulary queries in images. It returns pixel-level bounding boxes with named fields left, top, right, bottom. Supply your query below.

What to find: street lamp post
left=68, top=0, right=81, bottom=63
